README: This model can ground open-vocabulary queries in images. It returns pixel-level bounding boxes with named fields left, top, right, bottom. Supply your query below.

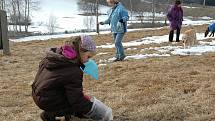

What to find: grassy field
left=1, top=24, right=215, bottom=121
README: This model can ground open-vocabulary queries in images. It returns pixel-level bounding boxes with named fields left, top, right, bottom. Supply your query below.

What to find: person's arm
left=63, top=70, right=92, bottom=113
left=181, top=8, right=184, bottom=21
left=103, top=18, right=111, bottom=25
left=100, top=11, right=111, bottom=25
left=119, top=7, right=129, bottom=23
left=167, top=7, right=173, bottom=21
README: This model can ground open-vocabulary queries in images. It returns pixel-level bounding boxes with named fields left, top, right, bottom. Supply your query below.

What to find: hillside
left=1, top=24, right=215, bottom=121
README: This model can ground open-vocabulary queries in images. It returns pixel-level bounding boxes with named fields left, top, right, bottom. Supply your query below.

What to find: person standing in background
left=167, top=0, right=183, bottom=42
left=100, top=0, right=129, bottom=62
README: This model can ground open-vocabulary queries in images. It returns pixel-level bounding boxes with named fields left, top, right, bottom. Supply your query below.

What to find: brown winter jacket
left=31, top=48, right=92, bottom=114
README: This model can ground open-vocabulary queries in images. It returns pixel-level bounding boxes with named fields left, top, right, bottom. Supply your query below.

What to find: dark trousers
left=169, top=27, right=181, bottom=42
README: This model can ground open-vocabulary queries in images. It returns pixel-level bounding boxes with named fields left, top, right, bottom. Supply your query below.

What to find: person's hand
left=99, top=22, right=104, bottom=25
left=119, top=19, right=124, bottom=23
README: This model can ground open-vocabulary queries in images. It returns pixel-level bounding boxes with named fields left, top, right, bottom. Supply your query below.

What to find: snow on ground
left=10, top=18, right=214, bottom=42
left=97, top=35, right=170, bottom=48
left=97, top=33, right=214, bottom=49
left=182, top=6, right=199, bottom=9
left=97, top=33, right=215, bottom=63
left=125, top=54, right=171, bottom=59
left=183, top=19, right=215, bottom=26
left=11, top=28, right=215, bottom=63
left=10, top=31, right=109, bottom=42
left=171, top=45, right=215, bottom=55
left=10, top=28, right=148, bottom=42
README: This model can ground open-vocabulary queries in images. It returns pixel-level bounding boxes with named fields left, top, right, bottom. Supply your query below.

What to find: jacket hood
left=44, top=48, right=80, bottom=70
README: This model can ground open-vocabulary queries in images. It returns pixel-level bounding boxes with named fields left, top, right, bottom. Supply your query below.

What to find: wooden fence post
left=0, top=10, right=10, bottom=55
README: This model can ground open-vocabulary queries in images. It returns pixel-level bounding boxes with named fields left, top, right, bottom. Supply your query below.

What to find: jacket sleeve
left=63, top=69, right=92, bottom=112
left=120, top=7, right=129, bottom=23
left=103, top=15, right=111, bottom=25
left=181, top=8, right=184, bottom=21
left=167, top=7, right=173, bottom=21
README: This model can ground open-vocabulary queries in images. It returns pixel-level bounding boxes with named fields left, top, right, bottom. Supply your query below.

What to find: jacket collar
left=112, top=2, right=120, bottom=9
left=44, top=49, right=81, bottom=69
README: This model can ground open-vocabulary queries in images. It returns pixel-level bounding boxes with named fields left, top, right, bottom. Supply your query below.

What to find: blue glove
left=119, top=19, right=124, bottom=23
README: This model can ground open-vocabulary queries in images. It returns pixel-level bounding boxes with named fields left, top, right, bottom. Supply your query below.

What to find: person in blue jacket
left=205, top=22, right=215, bottom=37
left=100, top=0, right=129, bottom=62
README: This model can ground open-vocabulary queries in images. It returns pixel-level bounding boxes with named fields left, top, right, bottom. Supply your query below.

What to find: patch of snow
left=183, top=6, right=198, bottom=9
left=125, top=54, right=170, bottom=60
left=171, top=45, right=215, bottom=55
left=199, top=40, right=215, bottom=46
left=127, top=48, right=137, bottom=50
left=97, top=34, right=181, bottom=48
left=97, top=53, right=108, bottom=55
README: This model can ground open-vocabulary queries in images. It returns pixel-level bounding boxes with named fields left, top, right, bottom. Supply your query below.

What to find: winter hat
left=175, top=0, right=181, bottom=5
left=80, top=35, right=96, bottom=52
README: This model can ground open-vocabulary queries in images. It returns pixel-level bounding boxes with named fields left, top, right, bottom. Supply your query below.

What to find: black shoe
left=113, top=57, right=125, bottom=62
left=40, top=112, right=49, bottom=121
left=40, top=112, right=56, bottom=121
left=113, top=58, right=122, bottom=62
left=65, top=115, right=71, bottom=121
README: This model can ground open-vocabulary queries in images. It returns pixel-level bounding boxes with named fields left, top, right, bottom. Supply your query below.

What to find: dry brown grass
left=1, top=24, right=215, bottom=121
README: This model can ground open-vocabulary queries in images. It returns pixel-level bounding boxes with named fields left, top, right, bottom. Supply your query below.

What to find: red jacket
left=32, top=49, right=92, bottom=114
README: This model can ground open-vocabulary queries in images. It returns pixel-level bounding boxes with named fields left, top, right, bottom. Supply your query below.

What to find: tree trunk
left=129, top=0, right=133, bottom=23
left=24, top=0, right=30, bottom=33
left=11, top=0, right=18, bottom=32
left=203, top=0, right=206, bottom=8
left=16, top=0, right=22, bottom=32
left=152, top=0, right=155, bottom=26
left=96, top=0, right=99, bottom=34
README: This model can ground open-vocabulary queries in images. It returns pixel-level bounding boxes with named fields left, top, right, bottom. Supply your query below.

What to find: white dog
left=182, top=28, right=198, bottom=48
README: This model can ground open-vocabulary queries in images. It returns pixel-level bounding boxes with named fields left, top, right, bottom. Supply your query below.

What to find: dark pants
left=169, top=27, right=181, bottom=42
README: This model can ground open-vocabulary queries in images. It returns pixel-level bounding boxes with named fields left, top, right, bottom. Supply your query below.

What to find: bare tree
left=78, top=0, right=100, bottom=32
left=10, top=0, right=18, bottom=32
left=152, top=0, right=155, bottom=26
left=129, top=0, right=133, bottom=22
left=78, top=0, right=97, bottom=15
left=16, top=0, right=22, bottom=32
left=5, top=0, right=40, bottom=33
left=47, top=15, right=58, bottom=34
left=83, top=16, right=95, bottom=31
left=0, top=0, right=6, bottom=10
left=24, top=0, right=31, bottom=33
left=133, top=1, right=150, bottom=25
left=96, top=0, right=99, bottom=34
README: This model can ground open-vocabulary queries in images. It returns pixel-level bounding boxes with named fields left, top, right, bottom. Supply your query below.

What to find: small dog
left=205, top=23, right=215, bottom=37
left=182, top=28, right=198, bottom=48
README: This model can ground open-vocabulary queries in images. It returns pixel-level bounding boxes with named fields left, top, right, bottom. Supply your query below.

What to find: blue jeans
left=113, top=33, right=125, bottom=59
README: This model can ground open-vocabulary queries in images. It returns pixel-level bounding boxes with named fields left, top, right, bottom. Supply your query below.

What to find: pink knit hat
left=80, top=35, right=96, bottom=52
